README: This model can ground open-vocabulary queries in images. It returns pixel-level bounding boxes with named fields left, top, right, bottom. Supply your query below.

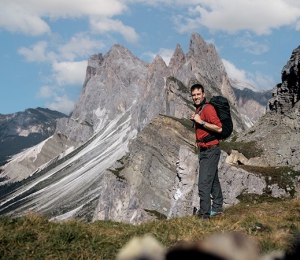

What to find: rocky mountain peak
left=108, top=43, right=135, bottom=58
left=188, top=33, right=208, bottom=53
left=150, top=55, right=168, bottom=71
left=187, top=33, right=221, bottom=69
left=169, top=44, right=186, bottom=75
left=269, top=45, right=300, bottom=114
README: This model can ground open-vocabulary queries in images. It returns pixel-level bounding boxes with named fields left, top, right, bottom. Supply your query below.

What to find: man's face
left=191, top=88, right=205, bottom=106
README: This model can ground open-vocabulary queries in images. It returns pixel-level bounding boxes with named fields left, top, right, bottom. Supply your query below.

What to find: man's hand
left=189, top=113, right=201, bottom=123
left=193, top=114, right=201, bottom=124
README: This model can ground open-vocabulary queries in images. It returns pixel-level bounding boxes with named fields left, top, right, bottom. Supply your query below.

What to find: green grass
left=220, top=140, right=264, bottom=158
left=1, top=199, right=300, bottom=259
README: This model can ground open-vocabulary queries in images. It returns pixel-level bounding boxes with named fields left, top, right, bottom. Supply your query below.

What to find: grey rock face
left=93, top=171, right=154, bottom=224
left=168, top=145, right=199, bottom=218
left=92, top=115, right=197, bottom=222
left=169, top=44, right=186, bottom=75
left=186, top=34, right=237, bottom=106
left=0, top=112, right=135, bottom=221
left=238, top=113, right=300, bottom=169
left=219, top=152, right=267, bottom=205
left=269, top=45, right=300, bottom=114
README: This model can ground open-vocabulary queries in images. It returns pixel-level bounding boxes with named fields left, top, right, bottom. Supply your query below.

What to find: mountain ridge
left=0, top=107, right=68, bottom=166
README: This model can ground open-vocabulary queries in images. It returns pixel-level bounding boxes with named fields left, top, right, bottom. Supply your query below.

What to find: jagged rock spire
left=169, top=44, right=186, bottom=76
left=269, top=45, right=300, bottom=114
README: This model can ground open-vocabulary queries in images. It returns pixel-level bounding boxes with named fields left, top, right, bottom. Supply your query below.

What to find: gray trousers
left=198, top=146, right=223, bottom=217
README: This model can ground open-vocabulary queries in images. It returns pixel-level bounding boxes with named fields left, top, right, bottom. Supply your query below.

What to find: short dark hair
left=190, top=84, right=204, bottom=93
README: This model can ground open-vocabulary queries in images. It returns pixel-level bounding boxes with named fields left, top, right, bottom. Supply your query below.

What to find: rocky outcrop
left=269, top=45, right=300, bottom=114
left=93, top=115, right=197, bottom=223
left=185, top=34, right=237, bottom=106
left=236, top=45, right=300, bottom=172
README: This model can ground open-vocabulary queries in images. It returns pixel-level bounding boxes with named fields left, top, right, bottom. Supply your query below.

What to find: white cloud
left=31, top=0, right=126, bottom=18
left=222, top=59, right=255, bottom=86
left=37, top=86, right=54, bottom=98
left=57, top=33, right=105, bottom=61
left=90, top=17, right=139, bottom=43
left=45, top=94, right=74, bottom=115
left=296, top=20, right=300, bottom=30
left=0, top=0, right=127, bottom=37
left=252, top=61, right=267, bottom=65
left=2, top=0, right=300, bottom=41
left=157, top=48, right=174, bottom=65
left=235, top=33, right=269, bottom=55
left=18, top=34, right=104, bottom=63
left=0, top=3, right=51, bottom=35
left=254, top=72, right=276, bottom=89
left=37, top=85, right=75, bottom=114
left=222, top=59, right=275, bottom=90
left=18, top=41, right=57, bottom=62
left=52, top=61, right=87, bottom=86
left=143, top=48, right=174, bottom=65
left=175, top=0, right=300, bottom=35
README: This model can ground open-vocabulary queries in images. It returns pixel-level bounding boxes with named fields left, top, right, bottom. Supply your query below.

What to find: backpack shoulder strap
left=197, top=103, right=209, bottom=115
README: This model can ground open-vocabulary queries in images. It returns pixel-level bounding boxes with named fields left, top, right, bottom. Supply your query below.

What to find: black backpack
left=198, top=96, right=233, bottom=143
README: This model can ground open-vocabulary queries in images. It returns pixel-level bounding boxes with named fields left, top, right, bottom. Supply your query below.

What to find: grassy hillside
left=0, top=199, right=300, bottom=259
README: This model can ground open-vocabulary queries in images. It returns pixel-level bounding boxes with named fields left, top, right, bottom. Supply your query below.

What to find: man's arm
left=193, top=114, right=222, bottom=133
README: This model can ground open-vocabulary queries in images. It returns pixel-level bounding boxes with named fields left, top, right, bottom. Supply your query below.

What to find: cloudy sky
left=1, top=0, right=300, bottom=115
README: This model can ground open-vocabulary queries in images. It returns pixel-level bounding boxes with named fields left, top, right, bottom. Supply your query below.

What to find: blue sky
left=1, top=0, right=300, bottom=115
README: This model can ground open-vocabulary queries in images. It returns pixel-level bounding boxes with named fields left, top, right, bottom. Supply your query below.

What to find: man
left=189, top=83, right=223, bottom=220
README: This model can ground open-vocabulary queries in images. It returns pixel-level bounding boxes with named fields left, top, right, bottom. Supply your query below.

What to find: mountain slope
left=0, top=108, right=67, bottom=166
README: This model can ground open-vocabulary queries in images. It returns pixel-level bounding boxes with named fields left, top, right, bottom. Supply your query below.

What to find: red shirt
left=195, top=102, right=222, bottom=148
